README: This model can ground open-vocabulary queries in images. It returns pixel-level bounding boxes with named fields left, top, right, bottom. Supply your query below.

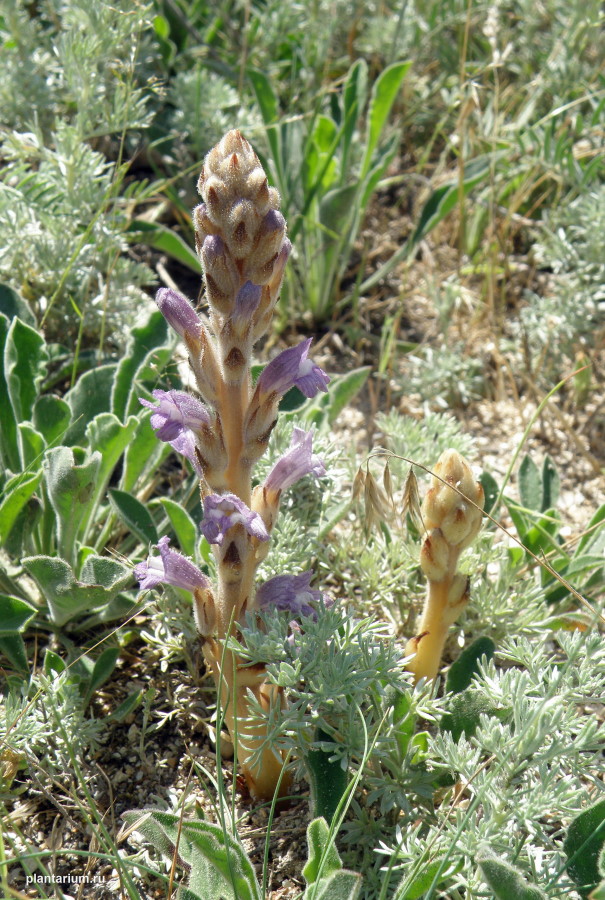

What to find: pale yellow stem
left=405, top=579, right=452, bottom=683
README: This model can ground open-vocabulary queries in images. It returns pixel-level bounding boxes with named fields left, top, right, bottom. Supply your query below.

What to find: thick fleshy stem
left=405, top=450, right=484, bottom=683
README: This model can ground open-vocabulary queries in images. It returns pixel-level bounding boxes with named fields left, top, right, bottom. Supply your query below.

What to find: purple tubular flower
left=134, top=536, right=210, bottom=592
left=139, top=390, right=207, bottom=476
left=265, top=428, right=326, bottom=493
left=156, top=288, right=201, bottom=339
left=201, top=494, right=269, bottom=545
left=257, top=338, right=330, bottom=399
left=256, top=571, right=324, bottom=619
left=140, top=390, right=210, bottom=441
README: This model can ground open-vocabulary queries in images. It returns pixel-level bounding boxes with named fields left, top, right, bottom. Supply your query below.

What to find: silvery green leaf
left=22, top=554, right=132, bottom=627
left=43, top=446, right=101, bottom=563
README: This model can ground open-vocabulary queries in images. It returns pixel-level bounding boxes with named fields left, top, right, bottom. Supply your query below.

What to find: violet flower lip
left=140, top=390, right=210, bottom=441
left=257, top=338, right=330, bottom=399
left=201, top=493, right=270, bottom=545
left=256, top=571, right=325, bottom=619
left=139, top=390, right=208, bottom=476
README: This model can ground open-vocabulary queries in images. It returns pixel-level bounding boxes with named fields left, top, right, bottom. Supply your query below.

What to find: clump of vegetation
left=1, top=2, right=604, bottom=899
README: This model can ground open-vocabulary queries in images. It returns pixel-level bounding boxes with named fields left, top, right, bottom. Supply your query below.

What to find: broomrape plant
left=135, top=130, right=329, bottom=800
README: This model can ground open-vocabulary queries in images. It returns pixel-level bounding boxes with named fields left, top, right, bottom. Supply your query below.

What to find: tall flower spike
left=140, top=132, right=322, bottom=802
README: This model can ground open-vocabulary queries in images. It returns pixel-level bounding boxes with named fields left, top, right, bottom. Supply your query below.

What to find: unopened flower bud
left=155, top=288, right=201, bottom=341
left=228, top=199, right=257, bottom=259
left=232, top=281, right=262, bottom=325
left=423, top=449, right=484, bottom=535
left=193, top=202, right=220, bottom=250
left=202, top=234, right=240, bottom=312
left=419, top=528, right=450, bottom=582
left=247, top=209, right=287, bottom=276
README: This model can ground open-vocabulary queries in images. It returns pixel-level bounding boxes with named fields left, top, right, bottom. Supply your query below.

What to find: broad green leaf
left=477, top=854, right=548, bottom=899
left=279, top=385, right=307, bottom=412
left=122, top=810, right=262, bottom=900
left=44, top=648, right=66, bottom=677
left=248, top=69, right=281, bottom=178
left=0, top=635, right=28, bottom=673
left=127, top=221, right=201, bottom=275
left=361, top=61, right=410, bottom=177
left=564, top=799, right=605, bottom=898
left=519, top=454, right=546, bottom=512
left=83, top=646, right=120, bottom=704
left=479, top=471, right=499, bottom=515
left=541, top=455, right=560, bottom=510
left=390, top=690, right=416, bottom=757
left=185, top=823, right=261, bottom=900
left=305, top=115, right=339, bottom=193
left=305, top=870, right=362, bottom=900
left=4, top=316, right=47, bottom=422
left=523, top=509, right=561, bottom=557
left=359, top=133, right=399, bottom=210
left=503, top=496, right=531, bottom=544
left=22, top=554, right=132, bottom=627
left=0, top=471, right=42, bottom=543
left=342, top=60, right=368, bottom=177
left=0, top=283, right=36, bottom=326
left=307, top=732, right=348, bottom=825
left=319, top=184, right=358, bottom=243
left=248, top=69, right=278, bottom=125
left=578, top=504, right=605, bottom=555
left=0, top=314, right=19, bottom=469
left=397, top=859, right=449, bottom=899
left=18, top=422, right=45, bottom=468
left=111, top=309, right=168, bottom=421
left=81, top=591, right=140, bottom=628
left=81, top=414, right=139, bottom=540
left=33, top=394, right=71, bottom=445
left=158, top=498, right=197, bottom=559
left=0, top=595, right=37, bottom=635
left=446, top=637, right=495, bottom=694
left=64, top=363, right=117, bottom=445
left=109, top=488, right=158, bottom=546
left=303, top=817, right=343, bottom=885
left=108, top=689, right=142, bottom=722
left=44, top=447, right=101, bottom=563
